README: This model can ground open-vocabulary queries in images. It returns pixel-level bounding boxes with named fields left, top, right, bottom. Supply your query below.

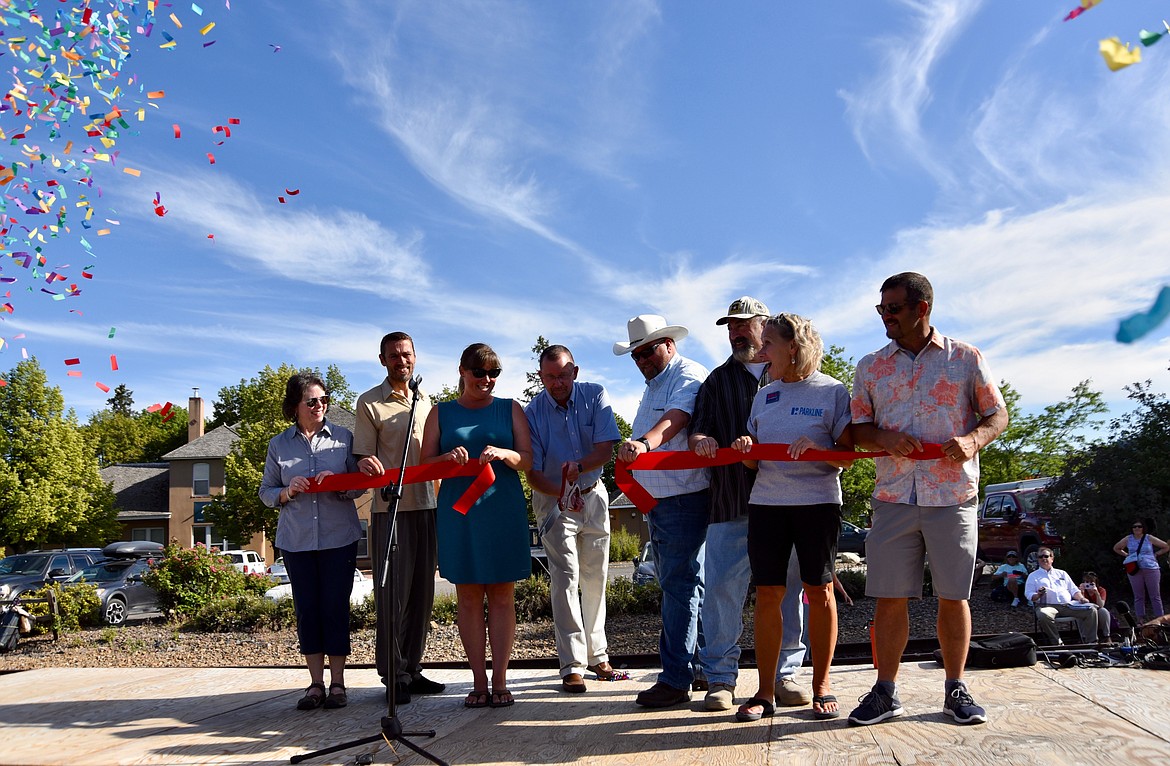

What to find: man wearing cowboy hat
left=848, top=272, right=1007, bottom=727
left=615, top=314, right=710, bottom=708
left=688, top=297, right=810, bottom=712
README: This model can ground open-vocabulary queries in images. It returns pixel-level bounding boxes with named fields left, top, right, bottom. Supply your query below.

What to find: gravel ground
left=0, top=583, right=1037, bottom=671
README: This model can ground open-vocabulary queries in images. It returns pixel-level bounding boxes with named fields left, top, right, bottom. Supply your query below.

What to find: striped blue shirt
left=631, top=353, right=710, bottom=498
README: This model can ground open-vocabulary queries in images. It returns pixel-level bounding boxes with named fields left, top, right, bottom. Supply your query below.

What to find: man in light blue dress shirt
left=525, top=345, right=622, bottom=694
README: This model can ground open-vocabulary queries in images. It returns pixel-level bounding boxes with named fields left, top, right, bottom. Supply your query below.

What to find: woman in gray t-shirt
left=731, top=313, right=853, bottom=723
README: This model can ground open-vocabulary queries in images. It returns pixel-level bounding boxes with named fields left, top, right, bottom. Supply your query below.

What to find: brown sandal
left=297, top=682, right=326, bottom=710
left=489, top=689, right=514, bottom=708
left=324, top=682, right=348, bottom=709
left=587, top=663, right=630, bottom=681
left=464, top=689, right=489, bottom=708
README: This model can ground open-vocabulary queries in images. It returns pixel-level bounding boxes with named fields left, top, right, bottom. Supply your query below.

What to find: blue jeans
left=699, top=516, right=806, bottom=686
left=647, top=490, right=709, bottom=690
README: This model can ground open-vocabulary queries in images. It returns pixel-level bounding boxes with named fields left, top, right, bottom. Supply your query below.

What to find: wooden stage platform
left=1, top=659, right=1168, bottom=765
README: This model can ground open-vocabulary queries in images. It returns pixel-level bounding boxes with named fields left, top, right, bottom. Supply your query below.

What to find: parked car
left=633, top=541, right=656, bottom=586
left=263, top=568, right=374, bottom=606
left=838, top=520, right=868, bottom=557
left=266, top=557, right=289, bottom=584
left=977, top=477, right=1062, bottom=570
left=222, top=549, right=266, bottom=575
left=0, top=548, right=103, bottom=601
left=61, top=541, right=165, bottom=626
left=66, top=558, right=161, bottom=625
left=529, top=525, right=549, bottom=576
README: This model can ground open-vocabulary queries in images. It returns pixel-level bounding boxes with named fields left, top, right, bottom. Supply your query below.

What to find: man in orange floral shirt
left=846, top=272, right=1008, bottom=728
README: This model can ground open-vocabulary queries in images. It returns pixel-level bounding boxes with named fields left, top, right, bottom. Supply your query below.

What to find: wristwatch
left=636, top=437, right=651, bottom=451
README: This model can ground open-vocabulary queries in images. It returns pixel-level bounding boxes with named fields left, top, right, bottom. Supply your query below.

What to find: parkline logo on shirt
left=791, top=406, right=825, bottom=417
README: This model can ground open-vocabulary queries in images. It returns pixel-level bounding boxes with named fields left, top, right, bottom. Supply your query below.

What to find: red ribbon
left=615, top=443, right=945, bottom=514
left=308, top=461, right=498, bottom=515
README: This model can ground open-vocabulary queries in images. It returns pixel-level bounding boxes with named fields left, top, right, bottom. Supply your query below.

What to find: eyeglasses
left=470, top=367, right=502, bottom=379
left=304, top=395, right=330, bottom=408
left=875, top=302, right=908, bottom=316
left=631, top=340, right=665, bottom=361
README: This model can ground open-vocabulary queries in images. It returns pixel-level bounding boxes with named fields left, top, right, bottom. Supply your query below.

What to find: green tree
left=212, top=363, right=354, bottom=427
left=521, top=335, right=550, bottom=404
left=108, top=383, right=134, bottom=416
left=979, top=380, right=1107, bottom=490
left=204, top=363, right=353, bottom=544
left=0, top=358, right=118, bottom=547
left=602, top=413, right=633, bottom=498
left=1036, top=377, right=1170, bottom=591
left=819, top=345, right=874, bottom=524
left=84, top=400, right=189, bottom=466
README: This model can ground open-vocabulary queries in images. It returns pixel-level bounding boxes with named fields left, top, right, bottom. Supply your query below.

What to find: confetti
left=64, top=358, right=81, bottom=366
left=173, top=124, right=182, bottom=138
left=148, top=90, right=167, bottom=99
left=108, top=327, right=117, bottom=339
left=123, top=168, right=143, bottom=177
left=1117, top=286, right=1170, bottom=343
left=1099, top=37, right=1142, bottom=70
left=1064, top=0, right=1103, bottom=22
left=207, top=153, right=216, bottom=164
left=110, top=355, right=119, bottom=371
left=96, top=382, right=110, bottom=393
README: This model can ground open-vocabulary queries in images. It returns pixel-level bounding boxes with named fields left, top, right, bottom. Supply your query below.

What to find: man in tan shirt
left=354, top=331, right=443, bottom=705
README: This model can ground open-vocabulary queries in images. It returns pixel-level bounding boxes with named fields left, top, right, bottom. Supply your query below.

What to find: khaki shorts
left=863, top=498, right=978, bottom=601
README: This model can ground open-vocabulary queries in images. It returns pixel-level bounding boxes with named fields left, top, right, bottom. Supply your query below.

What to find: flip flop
left=464, top=690, right=489, bottom=708
left=813, top=694, right=840, bottom=720
left=489, top=689, right=515, bottom=708
left=735, top=697, right=775, bottom=722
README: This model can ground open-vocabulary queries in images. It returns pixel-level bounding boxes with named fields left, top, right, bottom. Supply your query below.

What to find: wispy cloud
left=840, top=0, right=983, bottom=183
left=129, top=168, right=432, bottom=299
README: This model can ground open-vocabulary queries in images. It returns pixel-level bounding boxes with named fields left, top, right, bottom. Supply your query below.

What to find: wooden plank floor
left=1, top=660, right=1168, bottom=766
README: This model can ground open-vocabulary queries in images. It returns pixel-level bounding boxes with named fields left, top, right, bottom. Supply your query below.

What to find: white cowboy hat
left=613, top=314, right=689, bottom=355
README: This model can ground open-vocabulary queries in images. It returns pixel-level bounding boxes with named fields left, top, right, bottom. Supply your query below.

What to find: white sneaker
left=1011, top=598, right=1021, bottom=607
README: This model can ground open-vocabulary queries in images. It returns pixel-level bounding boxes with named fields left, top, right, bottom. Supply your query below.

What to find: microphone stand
left=292, top=375, right=448, bottom=765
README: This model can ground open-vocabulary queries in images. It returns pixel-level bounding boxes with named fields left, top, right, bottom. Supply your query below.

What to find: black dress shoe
left=408, top=675, right=447, bottom=695
left=391, top=682, right=412, bottom=705
left=635, top=681, right=691, bottom=708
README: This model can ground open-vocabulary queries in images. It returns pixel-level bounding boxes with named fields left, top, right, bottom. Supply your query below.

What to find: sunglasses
left=470, top=367, right=502, bottom=379
left=631, top=340, right=665, bottom=361
left=1037, top=554, right=1052, bottom=559
left=304, top=395, right=330, bottom=407
left=875, top=302, right=908, bottom=316
left=1133, top=525, right=1145, bottom=529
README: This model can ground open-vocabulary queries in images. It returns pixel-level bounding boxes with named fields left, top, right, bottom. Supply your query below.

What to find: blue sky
left=5, top=0, right=1170, bottom=430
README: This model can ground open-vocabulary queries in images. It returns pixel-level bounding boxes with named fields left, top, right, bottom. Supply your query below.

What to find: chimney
left=188, top=388, right=205, bottom=443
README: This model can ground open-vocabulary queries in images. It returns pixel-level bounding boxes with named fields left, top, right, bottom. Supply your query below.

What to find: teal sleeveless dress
left=435, top=397, right=531, bottom=584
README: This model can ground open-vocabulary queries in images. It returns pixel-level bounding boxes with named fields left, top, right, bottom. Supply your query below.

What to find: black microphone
left=409, top=374, right=422, bottom=393
left=1116, top=600, right=1140, bottom=631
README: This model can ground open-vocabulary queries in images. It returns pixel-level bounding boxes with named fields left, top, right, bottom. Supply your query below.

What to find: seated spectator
left=1079, top=571, right=1113, bottom=643
left=1024, top=548, right=1108, bottom=646
left=991, top=551, right=1028, bottom=607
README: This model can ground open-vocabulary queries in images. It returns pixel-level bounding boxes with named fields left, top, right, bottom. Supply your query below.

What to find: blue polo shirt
left=525, top=381, right=621, bottom=490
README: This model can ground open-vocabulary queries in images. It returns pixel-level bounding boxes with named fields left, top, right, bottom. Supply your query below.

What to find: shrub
left=835, top=568, right=866, bottom=601
left=349, top=591, right=377, bottom=631
left=514, top=575, right=553, bottom=621
left=188, top=594, right=295, bottom=632
left=25, top=582, right=101, bottom=633
left=608, top=527, right=642, bottom=562
left=606, top=576, right=661, bottom=617
left=432, top=593, right=457, bottom=625
left=143, top=542, right=274, bottom=616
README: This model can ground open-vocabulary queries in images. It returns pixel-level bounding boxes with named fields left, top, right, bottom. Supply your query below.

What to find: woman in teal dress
left=421, top=342, right=533, bottom=709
